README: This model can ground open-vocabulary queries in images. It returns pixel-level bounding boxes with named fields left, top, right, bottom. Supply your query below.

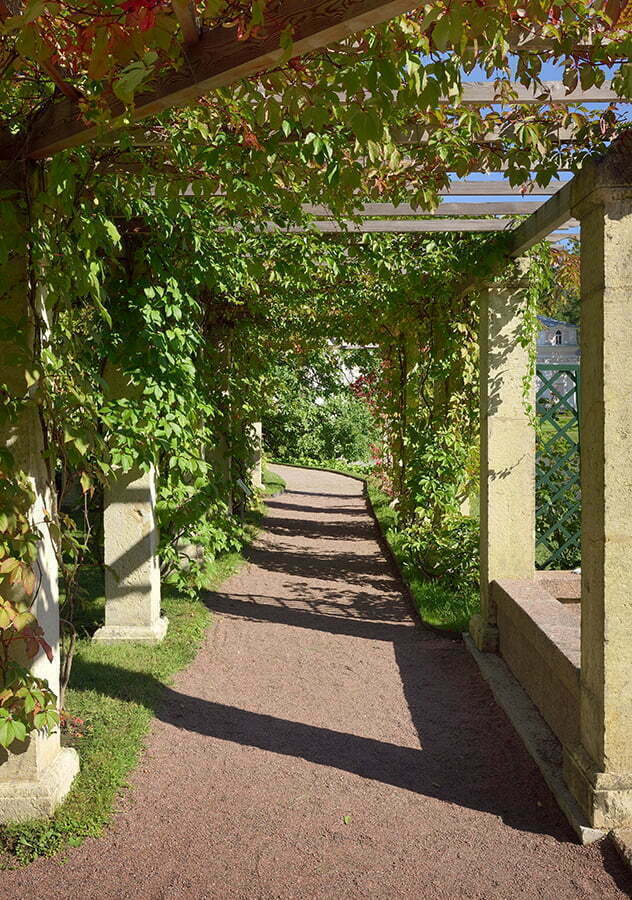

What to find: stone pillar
left=0, top=168, right=79, bottom=821
left=93, top=364, right=166, bottom=643
left=93, top=463, right=167, bottom=644
left=469, top=268, right=536, bottom=651
left=206, top=432, right=233, bottom=514
left=250, top=422, right=263, bottom=489
left=563, top=160, right=632, bottom=828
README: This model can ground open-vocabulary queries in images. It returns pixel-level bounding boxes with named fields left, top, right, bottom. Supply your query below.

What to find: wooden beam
left=507, top=181, right=574, bottom=255
left=458, top=80, right=618, bottom=104
left=440, top=179, right=567, bottom=196
left=181, top=179, right=566, bottom=200
left=0, top=0, right=420, bottom=160
left=546, top=233, right=579, bottom=244
left=129, top=117, right=596, bottom=152
left=396, top=124, right=579, bottom=145
left=302, top=201, right=543, bottom=216
left=274, top=218, right=578, bottom=233
left=508, top=131, right=632, bottom=257
left=172, top=0, right=200, bottom=45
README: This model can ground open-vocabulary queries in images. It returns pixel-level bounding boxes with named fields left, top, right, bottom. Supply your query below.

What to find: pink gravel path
left=3, top=464, right=631, bottom=898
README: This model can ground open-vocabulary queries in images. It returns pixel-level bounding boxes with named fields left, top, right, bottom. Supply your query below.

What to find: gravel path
left=4, top=464, right=631, bottom=899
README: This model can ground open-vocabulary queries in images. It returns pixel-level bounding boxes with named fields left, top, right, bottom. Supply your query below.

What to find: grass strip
left=270, top=458, right=478, bottom=633
left=0, top=550, right=246, bottom=867
left=262, top=464, right=286, bottom=495
left=365, top=479, right=479, bottom=634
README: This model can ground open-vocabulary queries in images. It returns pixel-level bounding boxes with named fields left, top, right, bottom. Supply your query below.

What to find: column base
left=0, top=746, right=79, bottom=823
left=93, top=616, right=169, bottom=644
left=564, top=744, right=632, bottom=829
left=469, top=613, right=499, bottom=652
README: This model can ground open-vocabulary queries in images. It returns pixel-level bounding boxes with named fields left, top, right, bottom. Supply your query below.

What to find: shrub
left=536, top=434, right=581, bottom=570
left=398, top=515, right=480, bottom=592
left=264, top=389, right=377, bottom=464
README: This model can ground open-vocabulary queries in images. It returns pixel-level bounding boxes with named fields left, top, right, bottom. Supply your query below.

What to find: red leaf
left=39, top=637, right=54, bottom=663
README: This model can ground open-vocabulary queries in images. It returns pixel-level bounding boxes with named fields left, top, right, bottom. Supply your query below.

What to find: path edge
left=464, top=634, right=605, bottom=846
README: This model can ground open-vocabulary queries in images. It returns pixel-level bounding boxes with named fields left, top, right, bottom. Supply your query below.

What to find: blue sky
left=444, top=58, right=629, bottom=229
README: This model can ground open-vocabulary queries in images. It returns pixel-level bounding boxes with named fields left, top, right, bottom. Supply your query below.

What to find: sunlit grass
left=366, top=479, right=479, bottom=633
left=0, top=551, right=246, bottom=866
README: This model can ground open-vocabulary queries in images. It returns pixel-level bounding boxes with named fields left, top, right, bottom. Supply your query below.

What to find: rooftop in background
left=538, top=316, right=578, bottom=330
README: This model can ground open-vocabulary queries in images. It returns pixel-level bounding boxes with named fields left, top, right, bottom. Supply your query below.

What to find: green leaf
left=113, top=63, right=150, bottom=106
left=0, top=717, right=17, bottom=748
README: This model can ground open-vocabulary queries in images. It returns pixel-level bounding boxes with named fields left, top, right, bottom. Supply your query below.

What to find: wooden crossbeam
left=546, top=232, right=579, bottom=243
left=507, top=183, right=575, bottom=255
left=183, top=179, right=566, bottom=200
left=303, top=201, right=543, bottom=216
left=272, top=218, right=579, bottom=233
left=0, top=0, right=420, bottom=160
left=396, top=124, right=579, bottom=145
left=508, top=131, right=632, bottom=257
left=458, top=81, right=618, bottom=104
left=440, top=179, right=567, bottom=196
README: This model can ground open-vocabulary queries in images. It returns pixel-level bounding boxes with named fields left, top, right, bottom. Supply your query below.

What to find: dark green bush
left=264, top=390, right=377, bottom=464
left=398, top=515, right=480, bottom=592
left=536, top=433, right=581, bottom=570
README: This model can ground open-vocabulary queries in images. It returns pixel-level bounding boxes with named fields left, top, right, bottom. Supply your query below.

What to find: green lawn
left=366, top=479, right=479, bottom=634
left=0, top=550, right=247, bottom=866
left=262, top=465, right=286, bottom=496
left=269, top=456, right=373, bottom=478
left=538, top=411, right=579, bottom=446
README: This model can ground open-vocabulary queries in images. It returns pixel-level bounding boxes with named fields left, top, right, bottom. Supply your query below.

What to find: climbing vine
left=0, top=0, right=625, bottom=753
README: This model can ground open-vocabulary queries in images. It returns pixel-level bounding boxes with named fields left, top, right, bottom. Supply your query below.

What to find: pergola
left=1, top=0, right=631, bottom=847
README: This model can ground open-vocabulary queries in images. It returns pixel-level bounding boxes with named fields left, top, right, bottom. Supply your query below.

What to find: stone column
left=93, top=464, right=167, bottom=643
left=93, top=365, right=167, bottom=643
left=469, top=267, right=536, bottom=651
left=206, top=432, right=233, bottom=514
left=563, top=156, right=632, bottom=828
left=250, top=421, right=263, bottom=489
left=0, top=168, right=79, bottom=821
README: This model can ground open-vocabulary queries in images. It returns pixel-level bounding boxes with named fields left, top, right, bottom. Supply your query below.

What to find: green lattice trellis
left=536, top=364, right=581, bottom=570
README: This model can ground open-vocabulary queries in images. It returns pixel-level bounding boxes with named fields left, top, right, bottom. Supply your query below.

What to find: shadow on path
left=75, top=654, right=569, bottom=841
left=65, top=470, right=632, bottom=896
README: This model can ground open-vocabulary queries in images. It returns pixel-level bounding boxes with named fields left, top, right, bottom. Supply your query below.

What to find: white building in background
left=537, top=316, right=580, bottom=365
left=536, top=315, right=580, bottom=410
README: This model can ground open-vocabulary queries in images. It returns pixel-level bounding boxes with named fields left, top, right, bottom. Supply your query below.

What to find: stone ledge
left=494, top=578, right=580, bottom=675
left=494, top=579, right=580, bottom=748
left=0, top=747, right=79, bottom=823
left=464, top=634, right=604, bottom=845
left=93, top=615, right=169, bottom=644
left=535, top=569, right=581, bottom=604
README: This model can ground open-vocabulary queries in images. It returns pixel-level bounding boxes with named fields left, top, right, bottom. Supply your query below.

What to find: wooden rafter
left=266, top=218, right=579, bottom=233
left=440, top=180, right=566, bottom=196
left=0, top=0, right=420, bottom=161
left=302, top=201, right=544, bottom=216
left=396, top=124, right=582, bottom=145
left=458, top=81, right=619, bottom=105
left=508, top=131, right=632, bottom=257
